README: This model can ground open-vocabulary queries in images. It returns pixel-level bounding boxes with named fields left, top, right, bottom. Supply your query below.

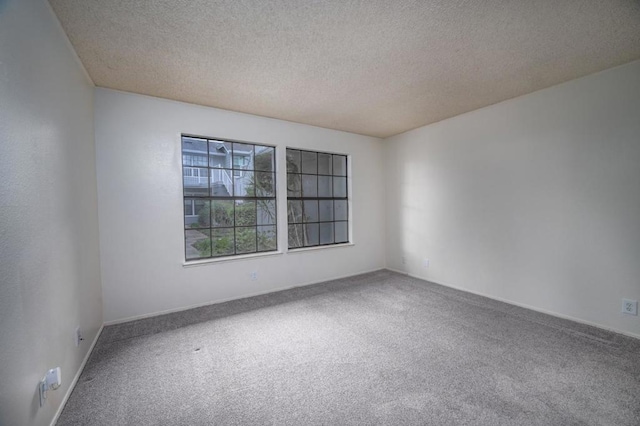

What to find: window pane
left=320, top=223, right=334, bottom=245
left=233, top=143, right=254, bottom=170
left=287, top=174, right=301, bottom=197
left=335, top=221, right=348, bottom=243
left=184, top=199, right=194, bottom=216
left=184, top=167, right=209, bottom=197
left=302, top=175, right=317, bottom=197
left=335, top=200, right=348, bottom=221
left=288, top=200, right=303, bottom=223
left=301, top=151, right=317, bottom=174
left=303, top=200, right=318, bottom=222
left=182, top=137, right=207, bottom=165
left=209, top=140, right=232, bottom=168
left=286, top=149, right=301, bottom=173
left=318, top=176, right=332, bottom=197
left=288, top=224, right=303, bottom=248
left=211, top=200, right=234, bottom=227
left=210, top=168, right=233, bottom=197
left=255, top=172, right=275, bottom=197
left=185, top=229, right=211, bottom=260
left=234, top=171, right=255, bottom=197
left=236, top=227, right=257, bottom=254
left=183, top=154, right=208, bottom=167
left=333, top=155, right=347, bottom=176
left=318, top=153, right=332, bottom=175
left=257, top=200, right=276, bottom=225
left=254, top=146, right=275, bottom=172
left=304, top=223, right=319, bottom=246
left=257, top=225, right=277, bottom=251
left=235, top=200, right=256, bottom=226
left=212, top=228, right=234, bottom=256
left=319, top=200, right=333, bottom=222
left=184, top=199, right=210, bottom=228
left=333, top=176, right=347, bottom=198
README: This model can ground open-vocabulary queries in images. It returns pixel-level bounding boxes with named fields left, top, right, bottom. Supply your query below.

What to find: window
left=286, top=148, right=349, bottom=249
left=182, top=136, right=277, bottom=261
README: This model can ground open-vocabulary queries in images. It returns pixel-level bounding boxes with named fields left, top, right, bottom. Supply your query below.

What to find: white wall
left=94, top=89, right=385, bottom=323
left=384, top=60, right=640, bottom=338
left=0, top=1, right=103, bottom=425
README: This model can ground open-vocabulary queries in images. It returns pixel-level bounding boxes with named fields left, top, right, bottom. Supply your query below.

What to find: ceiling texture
left=49, top=0, right=640, bottom=138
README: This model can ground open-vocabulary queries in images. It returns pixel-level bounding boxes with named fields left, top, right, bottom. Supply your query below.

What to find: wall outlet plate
left=75, top=326, right=83, bottom=346
left=622, top=299, right=638, bottom=316
left=422, top=258, right=430, bottom=268
left=250, top=272, right=257, bottom=281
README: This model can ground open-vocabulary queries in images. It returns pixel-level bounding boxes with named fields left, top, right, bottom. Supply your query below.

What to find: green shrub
left=193, top=238, right=211, bottom=256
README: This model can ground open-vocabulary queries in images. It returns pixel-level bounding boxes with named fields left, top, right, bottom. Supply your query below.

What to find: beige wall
left=94, top=88, right=386, bottom=323
left=0, top=1, right=103, bottom=425
left=384, top=60, right=640, bottom=338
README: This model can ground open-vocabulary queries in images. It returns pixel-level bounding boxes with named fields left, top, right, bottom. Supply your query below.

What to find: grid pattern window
left=286, top=149, right=349, bottom=249
left=182, top=136, right=277, bottom=260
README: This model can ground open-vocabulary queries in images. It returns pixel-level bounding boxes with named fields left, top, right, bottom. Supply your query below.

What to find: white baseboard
left=104, top=267, right=385, bottom=326
left=385, top=267, right=408, bottom=275
left=50, top=325, right=104, bottom=426
left=392, top=269, right=640, bottom=341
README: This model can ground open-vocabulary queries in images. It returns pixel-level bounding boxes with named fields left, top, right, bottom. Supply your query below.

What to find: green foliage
left=235, top=227, right=256, bottom=253
left=211, top=201, right=233, bottom=227
left=193, top=236, right=211, bottom=256
left=213, top=234, right=233, bottom=255
left=197, top=204, right=211, bottom=227
left=235, top=201, right=256, bottom=226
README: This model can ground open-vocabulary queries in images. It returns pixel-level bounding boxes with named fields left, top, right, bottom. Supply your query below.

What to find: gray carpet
left=57, top=270, right=640, bottom=425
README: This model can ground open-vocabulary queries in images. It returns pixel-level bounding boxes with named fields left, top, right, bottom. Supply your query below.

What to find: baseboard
left=395, top=270, right=640, bottom=341
left=50, top=324, right=104, bottom=426
left=384, top=267, right=408, bottom=275
left=104, top=267, right=385, bottom=326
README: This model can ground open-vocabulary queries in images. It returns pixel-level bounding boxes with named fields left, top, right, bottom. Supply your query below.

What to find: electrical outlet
left=39, top=367, right=62, bottom=407
left=422, top=258, right=430, bottom=268
left=250, top=272, right=257, bottom=281
left=401, top=256, right=406, bottom=265
left=622, top=299, right=638, bottom=316
left=75, top=326, right=84, bottom=346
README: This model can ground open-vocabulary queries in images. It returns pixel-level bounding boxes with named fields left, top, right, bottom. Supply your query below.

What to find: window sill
left=287, top=242, right=354, bottom=254
left=183, top=250, right=283, bottom=267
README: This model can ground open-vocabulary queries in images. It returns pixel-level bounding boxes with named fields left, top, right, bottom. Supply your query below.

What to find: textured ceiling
left=49, top=0, right=640, bottom=138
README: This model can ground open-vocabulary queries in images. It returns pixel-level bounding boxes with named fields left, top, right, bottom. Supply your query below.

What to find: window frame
left=181, top=134, right=278, bottom=261
left=286, top=148, right=350, bottom=250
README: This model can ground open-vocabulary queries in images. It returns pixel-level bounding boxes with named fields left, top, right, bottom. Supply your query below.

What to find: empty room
left=1, top=0, right=640, bottom=425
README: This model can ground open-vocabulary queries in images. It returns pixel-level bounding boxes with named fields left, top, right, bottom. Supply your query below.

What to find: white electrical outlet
left=422, top=258, right=430, bottom=268
left=250, top=272, right=257, bottom=281
left=401, top=256, right=406, bottom=265
left=39, top=367, right=62, bottom=407
left=622, top=299, right=638, bottom=316
left=75, top=326, right=83, bottom=346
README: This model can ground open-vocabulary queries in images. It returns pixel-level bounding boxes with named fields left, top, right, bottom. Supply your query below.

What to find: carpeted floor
left=58, top=270, right=640, bottom=425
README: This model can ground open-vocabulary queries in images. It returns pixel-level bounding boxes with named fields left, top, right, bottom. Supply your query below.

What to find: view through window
left=182, top=136, right=276, bottom=260
left=286, top=148, right=349, bottom=249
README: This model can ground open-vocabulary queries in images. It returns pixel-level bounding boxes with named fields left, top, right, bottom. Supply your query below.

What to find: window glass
left=301, top=151, right=317, bottom=174
left=286, top=149, right=349, bottom=249
left=333, top=155, right=347, bottom=176
left=182, top=136, right=277, bottom=260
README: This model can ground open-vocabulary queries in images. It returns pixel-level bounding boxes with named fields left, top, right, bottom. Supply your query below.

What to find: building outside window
left=182, top=136, right=276, bottom=260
